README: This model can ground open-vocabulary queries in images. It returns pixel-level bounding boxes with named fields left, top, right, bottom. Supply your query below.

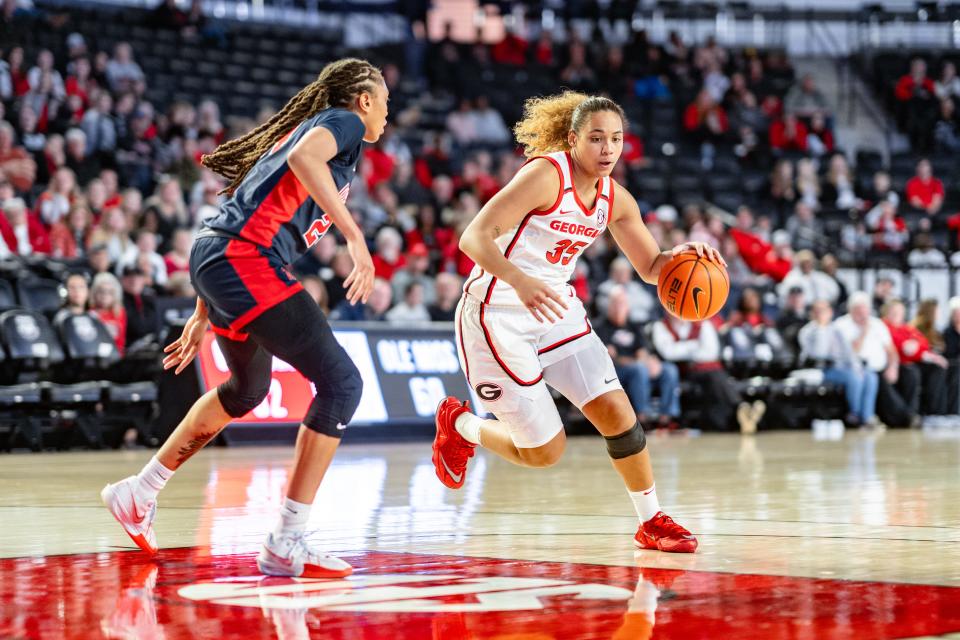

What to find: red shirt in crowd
left=769, top=119, right=809, bottom=152
left=726, top=311, right=772, bottom=328
left=883, top=321, right=930, bottom=364
left=729, top=228, right=791, bottom=282
left=373, top=254, right=405, bottom=280
left=164, top=251, right=190, bottom=276
left=92, top=307, right=127, bottom=356
left=895, top=75, right=936, bottom=101
left=621, top=132, right=645, bottom=166
left=905, top=176, right=944, bottom=209
left=491, top=34, right=528, bottom=66
left=0, top=211, right=51, bottom=255
left=405, top=227, right=454, bottom=257
left=363, top=147, right=395, bottom=191
left=683, top=103, right=729, bottom=133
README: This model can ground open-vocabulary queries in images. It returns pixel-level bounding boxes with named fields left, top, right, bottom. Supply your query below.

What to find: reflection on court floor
left=2, top=430, right=960, bottom=638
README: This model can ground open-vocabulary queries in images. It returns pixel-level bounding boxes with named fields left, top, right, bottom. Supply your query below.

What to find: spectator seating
left=0, top=263, right=158, bottom=451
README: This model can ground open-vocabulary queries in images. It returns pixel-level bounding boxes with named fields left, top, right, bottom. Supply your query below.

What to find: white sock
left=274, top=497, right=311, bottom=538
left=454, top=412, right=489, bottom=446
left=136, top=456, right=174, bottom=500
left=628, top=484, right=661, bottom=522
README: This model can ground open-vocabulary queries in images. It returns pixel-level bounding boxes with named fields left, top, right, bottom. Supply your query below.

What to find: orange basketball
left=656, top=252, right=729, bottom=321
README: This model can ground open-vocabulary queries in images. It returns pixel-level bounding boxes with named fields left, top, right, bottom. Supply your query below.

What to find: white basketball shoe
left=257, top=532, right=353, bottom=579
left=101, top=476, right=158, bottom=555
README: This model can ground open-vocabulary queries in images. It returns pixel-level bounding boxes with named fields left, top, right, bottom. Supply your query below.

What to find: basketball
left=657, top=252, right=729, bottom=321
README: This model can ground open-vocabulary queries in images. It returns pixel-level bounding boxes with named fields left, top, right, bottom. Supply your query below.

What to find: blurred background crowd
left=1, top=0, right=959, bottom=435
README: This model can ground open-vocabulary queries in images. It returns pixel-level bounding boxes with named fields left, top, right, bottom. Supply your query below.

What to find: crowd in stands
left=1, top=3, right=959, bottom=432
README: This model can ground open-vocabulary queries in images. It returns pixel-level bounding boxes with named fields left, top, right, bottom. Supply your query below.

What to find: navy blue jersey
left=204, top=107, right=365, bottom=265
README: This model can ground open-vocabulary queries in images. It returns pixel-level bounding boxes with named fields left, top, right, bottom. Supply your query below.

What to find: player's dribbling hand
left=163, top=309, right=209, bottom=375
left=344, top=237, right=375, bottom=305
left=514, top=275, right=568, bottom=323
left=672, top=242, right=727, bottom=267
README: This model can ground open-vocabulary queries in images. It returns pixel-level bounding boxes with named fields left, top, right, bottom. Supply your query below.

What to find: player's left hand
left=163, top=310, right=209, bottom=375
left=344, top=237, right=375, bottom=305
left=672, top=242, right=726, bottom=266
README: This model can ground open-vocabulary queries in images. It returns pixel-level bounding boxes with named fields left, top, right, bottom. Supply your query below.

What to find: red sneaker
left=432, top=397, right=476, bottom=489
left=634, top=512, right=698, bottom=553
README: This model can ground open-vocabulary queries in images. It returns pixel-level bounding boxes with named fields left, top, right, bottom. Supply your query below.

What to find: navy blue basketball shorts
left=189, top=234, right=304, bottom=342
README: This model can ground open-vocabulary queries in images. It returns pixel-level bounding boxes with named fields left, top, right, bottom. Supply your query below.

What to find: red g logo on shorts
left=475, top=382, right=503, bottom=401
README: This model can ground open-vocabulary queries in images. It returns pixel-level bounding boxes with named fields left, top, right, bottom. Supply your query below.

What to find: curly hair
left=201, top=58, right=383, bottom=194
left=513, top=91, right=627, bottom=158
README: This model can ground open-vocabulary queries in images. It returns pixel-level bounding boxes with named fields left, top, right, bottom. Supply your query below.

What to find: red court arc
left=2, top=547, right=960, bottom=639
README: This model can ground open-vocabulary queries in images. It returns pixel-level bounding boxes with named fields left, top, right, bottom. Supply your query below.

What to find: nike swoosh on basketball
left=692, top=287, right=704, bottom=316
left=439, top=453, right=463, bottom=484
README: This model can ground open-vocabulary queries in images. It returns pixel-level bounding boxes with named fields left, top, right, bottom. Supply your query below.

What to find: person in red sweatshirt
left=881, top=299, right=947, bottom=416
left=905, top=158, right=944, bottom=214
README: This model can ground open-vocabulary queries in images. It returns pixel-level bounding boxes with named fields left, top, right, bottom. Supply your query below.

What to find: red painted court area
left=2, top=548, right=960, bottom=639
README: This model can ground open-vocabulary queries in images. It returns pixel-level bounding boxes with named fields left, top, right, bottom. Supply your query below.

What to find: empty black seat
left=0, top=279, right=16, bottom=309
left=0, top=309, right=64, bottom=372
left=107, top=381, right=158, bottom=403
left=56, top=313, right=120, bottom=378
left=16, top=278, right=62, bottom=316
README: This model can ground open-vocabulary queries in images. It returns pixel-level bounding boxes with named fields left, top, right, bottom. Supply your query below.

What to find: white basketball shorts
left=455, top=292, right=622, bottom=448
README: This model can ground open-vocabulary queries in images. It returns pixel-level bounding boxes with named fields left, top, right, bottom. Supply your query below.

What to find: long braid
left=202, top=58, right=382, bottom=195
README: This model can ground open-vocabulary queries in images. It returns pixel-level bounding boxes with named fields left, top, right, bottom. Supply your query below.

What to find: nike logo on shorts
left=439, top=453, right=463, bottom=484
left=604, top=376, right=617, bottom=384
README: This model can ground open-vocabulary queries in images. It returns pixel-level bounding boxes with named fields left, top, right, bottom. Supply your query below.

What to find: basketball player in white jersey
left=432, top=92, right=724, bottom=552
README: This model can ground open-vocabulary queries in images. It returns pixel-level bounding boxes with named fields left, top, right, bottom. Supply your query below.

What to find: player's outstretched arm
left=459, top=159, right=569, bottom=323
left=607, top=181, right=725, bottom=285
left=288, top=127, right=374, bottom=305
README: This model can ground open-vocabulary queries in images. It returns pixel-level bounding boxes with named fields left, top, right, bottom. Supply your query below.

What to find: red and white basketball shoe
left=256, top=533, right=353, bottom=579
left=101, top=476, right=158, bottom=555
left=432, top=396, right=476, bottom=490
left=634, top=512, right=698, bottom=553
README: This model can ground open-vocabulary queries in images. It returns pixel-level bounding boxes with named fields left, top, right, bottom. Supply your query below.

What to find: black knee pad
left=217, top=376, right=271, bottom=418
left=302, top=353, right=363, bottom=438
left=604, top=421, right=647, bottom=459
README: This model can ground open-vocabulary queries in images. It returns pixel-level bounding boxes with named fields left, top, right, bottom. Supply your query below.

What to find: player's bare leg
left=100, top=389, right=232, bottom=555
left=469, top=417, right=565, bottom=468
left=433, top=397, right=566, bottom=489
left=156, top=389, right=234, bottom=469
left=285, top=426, right=340, bottom=504
left=581, top=391, right=654, bottom=491
left=583, top=390, right=697, bottom=553
left=256, top=424, right=352, bottom=579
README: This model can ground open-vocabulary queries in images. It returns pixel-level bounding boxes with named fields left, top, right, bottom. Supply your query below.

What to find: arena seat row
left=0, top=304, right=158, bottom=451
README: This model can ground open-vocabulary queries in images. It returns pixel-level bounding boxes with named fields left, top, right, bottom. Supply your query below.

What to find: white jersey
left=462, top=150, right=613, bottom=307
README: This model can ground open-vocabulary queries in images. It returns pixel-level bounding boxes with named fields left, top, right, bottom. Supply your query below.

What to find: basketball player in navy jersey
left=101, top=59, right=388, bottom=578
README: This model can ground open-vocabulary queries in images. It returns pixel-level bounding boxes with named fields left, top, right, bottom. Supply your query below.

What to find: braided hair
left=201, top=58, right=383, bottom=194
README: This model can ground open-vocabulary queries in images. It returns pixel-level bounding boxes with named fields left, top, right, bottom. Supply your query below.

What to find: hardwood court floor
left=2, top=429, right=960, bottom=639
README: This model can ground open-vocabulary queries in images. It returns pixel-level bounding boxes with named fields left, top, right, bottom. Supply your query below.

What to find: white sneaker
left=257, top=533, right=353, bottom=579
left=101, top=476, right=158, bottom=555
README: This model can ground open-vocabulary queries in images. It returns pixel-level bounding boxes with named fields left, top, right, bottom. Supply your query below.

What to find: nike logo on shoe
left=264, top=546, right=294, bottom=567
left=130, top=499, right=144, bottom=524
left=439, top=453, right=463, bottom=484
